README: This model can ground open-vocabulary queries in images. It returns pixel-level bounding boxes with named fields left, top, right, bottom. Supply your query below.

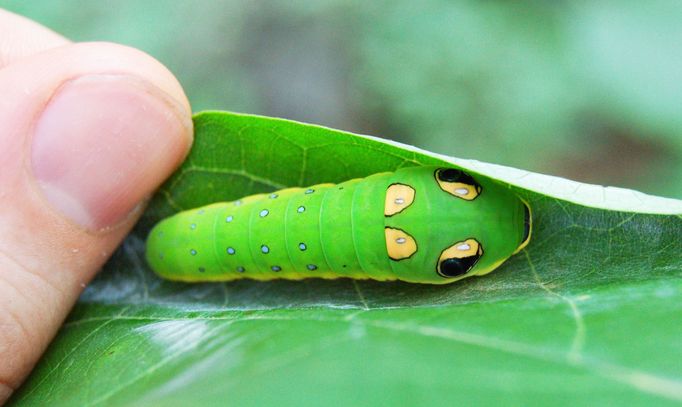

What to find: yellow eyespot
left=385, top=183, right=416, bottom=216
left=437, top=238, right=483, bottom=278
left=385, top=227, right=417, bottom=260
left=435, top=168, right=481, bottom=201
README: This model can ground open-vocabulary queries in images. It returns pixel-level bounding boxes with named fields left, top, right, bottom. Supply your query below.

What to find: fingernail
left=31, top=74, right=192, bottom=231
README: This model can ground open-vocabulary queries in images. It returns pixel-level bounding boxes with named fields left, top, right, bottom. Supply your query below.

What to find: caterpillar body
left=145, top=166, right=532, bottom=284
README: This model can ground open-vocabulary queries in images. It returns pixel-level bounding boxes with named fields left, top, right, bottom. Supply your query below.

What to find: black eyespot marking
left=261, top=245, right=270, bottom=254
left=190, top=249, right=197, bottom=256
left=271, top=265, right=282, bottom=272
left=438, top=256, right=480, bottom=278
left=437, top=168, right=477, bottom=185
left=226, top=247, right=236, bottom=255
left=198, top=267, right=205, bottom=273
left=298, top=243, right=307, bottom=251
left=306, top=264, right=318, bottom=270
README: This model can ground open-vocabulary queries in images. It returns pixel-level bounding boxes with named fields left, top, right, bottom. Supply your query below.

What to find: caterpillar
left=145, top=166, right=532, bottom=284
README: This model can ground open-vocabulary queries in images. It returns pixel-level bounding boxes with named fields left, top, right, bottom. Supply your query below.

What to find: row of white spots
left=187, top=188, right=321, bottom=274
left=188, top=243, right=317, bottom=274
left=223, top=205, right=307, bottom=223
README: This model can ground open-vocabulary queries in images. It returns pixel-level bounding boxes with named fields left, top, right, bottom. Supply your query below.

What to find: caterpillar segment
left=146, top=166, right=532, bottom=284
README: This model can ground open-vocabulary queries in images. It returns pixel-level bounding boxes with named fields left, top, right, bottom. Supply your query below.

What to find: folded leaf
left=13, top=112, right=682, bottom=407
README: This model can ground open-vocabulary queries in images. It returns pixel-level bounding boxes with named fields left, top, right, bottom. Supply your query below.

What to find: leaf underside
left=12, top=112, right=682, bottom=407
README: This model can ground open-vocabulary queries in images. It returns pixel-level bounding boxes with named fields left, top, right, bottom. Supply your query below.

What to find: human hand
left=0, top=10, right=193, bottom=402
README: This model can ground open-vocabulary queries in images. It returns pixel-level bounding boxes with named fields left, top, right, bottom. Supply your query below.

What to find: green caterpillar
left=145, top=166, right=531, bottom=284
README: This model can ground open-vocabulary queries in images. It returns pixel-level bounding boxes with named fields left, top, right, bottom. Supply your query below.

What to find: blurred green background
left=3, top=0, right=681, bottom=198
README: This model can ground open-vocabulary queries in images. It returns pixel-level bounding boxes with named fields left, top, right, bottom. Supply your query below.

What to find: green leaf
left=12, top=112, right=682, bottom=406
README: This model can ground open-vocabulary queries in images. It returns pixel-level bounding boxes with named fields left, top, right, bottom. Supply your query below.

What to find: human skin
left=0, top=9, right=193, bottom=403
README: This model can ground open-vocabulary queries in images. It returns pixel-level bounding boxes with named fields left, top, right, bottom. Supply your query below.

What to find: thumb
left=0, top=42, right=192, bottom=400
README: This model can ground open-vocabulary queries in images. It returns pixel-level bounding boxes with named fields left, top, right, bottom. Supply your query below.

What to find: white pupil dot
left=457, top=243, right=471, bottom=251
left=455, top=188, right=469, bottom=195
left=396, top=237, right=406, bottom=244
left=260, top=209, right=269, bottom=217
left=395, top=198, right=404, bottom=204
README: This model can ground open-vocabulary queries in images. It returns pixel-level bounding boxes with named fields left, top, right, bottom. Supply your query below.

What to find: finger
left=0, top=41, right=193, bottom=401
left=0, top=9, right=71, bottom=68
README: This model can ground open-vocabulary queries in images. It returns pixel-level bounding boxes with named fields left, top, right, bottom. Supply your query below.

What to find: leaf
left=11, top=112, right=682, bottom=406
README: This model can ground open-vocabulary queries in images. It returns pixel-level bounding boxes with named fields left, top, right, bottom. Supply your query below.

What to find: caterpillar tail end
left=145, top=219, right=175, bottom=280
left=144, top=204, right=233, bottom=283
left=145, top=217, right=208, bottom=282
